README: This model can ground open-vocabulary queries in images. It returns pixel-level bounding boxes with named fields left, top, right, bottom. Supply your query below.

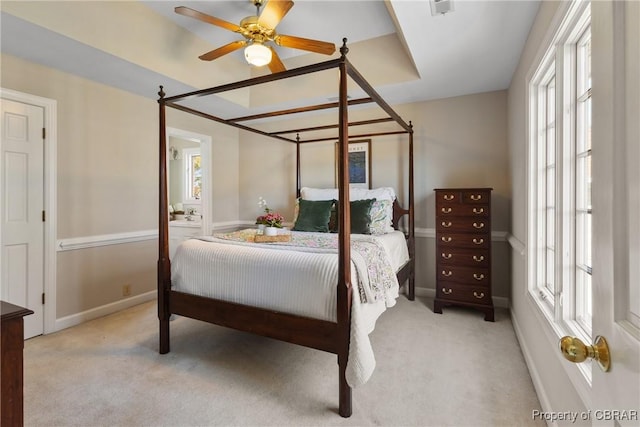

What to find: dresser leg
left=433, top=299, right=443, bottom=314
left=483, top=307, right=495, bottom=322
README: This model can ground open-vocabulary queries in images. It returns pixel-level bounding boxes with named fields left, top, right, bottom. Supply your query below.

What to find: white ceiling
left=1, top=0, right=540, bottom=115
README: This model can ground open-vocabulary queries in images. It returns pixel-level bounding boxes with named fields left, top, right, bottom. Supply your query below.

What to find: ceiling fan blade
left=276, top=35, right=336, bottom=56
left=175, top=6, right=241, bottom=33
left=199, top=40, right=247, bottom=61
left=267, top=47, right=286, bottom=73
left=258, top=0, right=294, bottom=29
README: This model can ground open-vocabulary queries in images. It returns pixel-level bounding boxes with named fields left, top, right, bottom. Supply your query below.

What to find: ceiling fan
left=175, top=0, right=337, bottom=74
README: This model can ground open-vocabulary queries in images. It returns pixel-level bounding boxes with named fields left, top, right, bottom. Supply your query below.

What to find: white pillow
left=299, top=187, right=395, bottom=233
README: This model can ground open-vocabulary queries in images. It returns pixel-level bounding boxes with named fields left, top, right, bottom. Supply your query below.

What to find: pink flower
left=256, top=197, right=283, bottom=227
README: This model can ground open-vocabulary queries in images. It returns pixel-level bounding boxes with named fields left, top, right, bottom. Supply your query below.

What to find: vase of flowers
left=256, top=197, right=284, bottom=235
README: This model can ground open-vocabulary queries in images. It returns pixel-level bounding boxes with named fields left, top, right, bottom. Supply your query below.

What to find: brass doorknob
left=559, top=335, right=610, bottom=372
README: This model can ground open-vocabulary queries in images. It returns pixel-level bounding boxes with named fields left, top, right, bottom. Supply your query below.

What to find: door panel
left=591, top=1, right=640, bottom=423
left=1, top=98, right=45, bottom=338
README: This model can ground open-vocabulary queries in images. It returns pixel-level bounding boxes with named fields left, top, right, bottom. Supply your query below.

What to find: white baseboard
left=54, top=290, right=157, bottom=332
left=510, top=309, right=556, bottom=426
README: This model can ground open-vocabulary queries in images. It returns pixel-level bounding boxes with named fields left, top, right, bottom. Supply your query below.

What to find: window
left=183, top=147, right=201, bottom=202
left=528, top=0, right=591, bottom=366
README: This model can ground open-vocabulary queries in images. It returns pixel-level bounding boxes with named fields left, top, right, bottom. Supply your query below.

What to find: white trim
left=508, top=234, right=527, bottom=256
left=55, top=221, right=251, bottom=251
left=57, top=229, right=158, bottom=251
left=55, top=290, right=156, bottom=332
left=0, top=88, right=58, bottom=335
left=510, top=308, right=558, bottom=427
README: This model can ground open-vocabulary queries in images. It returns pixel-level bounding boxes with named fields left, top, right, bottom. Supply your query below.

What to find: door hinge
left=42, top=127, right=46, bottom=139
left=42, top=292, right=45, bottom=304
left=42, top=210, right=46, bottom=222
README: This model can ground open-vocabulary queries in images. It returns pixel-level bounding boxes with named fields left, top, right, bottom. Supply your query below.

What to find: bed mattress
left=170, top=229, right=409, bottom=386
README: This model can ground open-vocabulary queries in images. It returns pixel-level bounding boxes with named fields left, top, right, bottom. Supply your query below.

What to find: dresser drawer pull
left=473, top=255, right=485, bottom=262
left=473, top=291, right=485, bottom=299
left=442, top=253, right=452, bottom=259
left=473, top=222, right=485, bottom=229
left=473, top=207, right=484, bottom=214
left=473, top=273, right=485, bottom=281
left=441, top=236, right=452, bottom=242
left=442, top=270, right=453, bottom=277
left=472, top=238, right=484, bottom=245
left=444, top=194, right=455, bottom=201
left=442, top=288, right=453, bottom=295
left=441, top=221, right=452, bottom=228
left=441, top=207, right=452, bottom=214
left=470, top=194, right=482, bottom=201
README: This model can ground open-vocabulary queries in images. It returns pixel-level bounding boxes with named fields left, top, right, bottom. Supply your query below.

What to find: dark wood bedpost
left=336, top=38, right=353, bottom=418
left=296, top=133, right=301, bottom=198
left=408, top=122, right=415, bottom=300
left=157, top=86, right=171, bottom=354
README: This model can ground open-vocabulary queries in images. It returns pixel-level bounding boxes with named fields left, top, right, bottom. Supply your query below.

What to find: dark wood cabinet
left=433, top=188, right=494, bottom=321
left=1, top=301, right=33, bottom=427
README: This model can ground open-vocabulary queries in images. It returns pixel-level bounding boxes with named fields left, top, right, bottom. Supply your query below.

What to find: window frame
left=182, top=147, right=202, bottom=204
left=526, top=0, right=592, bottom=390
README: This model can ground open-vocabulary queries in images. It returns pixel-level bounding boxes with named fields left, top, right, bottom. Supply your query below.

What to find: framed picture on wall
left=335, top=140, right=372, bottom=189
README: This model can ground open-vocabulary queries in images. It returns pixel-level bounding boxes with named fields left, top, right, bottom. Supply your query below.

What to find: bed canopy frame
left=157, top=39, right=414, bottom=418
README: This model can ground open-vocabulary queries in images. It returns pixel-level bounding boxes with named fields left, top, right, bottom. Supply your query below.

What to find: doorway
left=0, top=88, right=57, bottom=339
left=166, top=127, right=212, bottom=237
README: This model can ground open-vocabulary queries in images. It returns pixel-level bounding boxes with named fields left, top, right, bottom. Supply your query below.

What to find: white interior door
left=591, top=1, right=640, bottom=423
left=1, top=98, right=45, bottom=339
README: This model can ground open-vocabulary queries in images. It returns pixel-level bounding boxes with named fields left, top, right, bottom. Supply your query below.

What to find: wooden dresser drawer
left=437, top=218, right=490, bottom=233
left=462, top=190, right=490, bottom=204
left=438, top=248, right=490, bottom=267
left=437, top=204, right=489, bottom=217
left=438, top=266, right=490, bottom=285
left=437, top=282, right=492, bottom=305
left=436, top=190, right=462, bottom=204
left=438, top=233, right=490, bottom=249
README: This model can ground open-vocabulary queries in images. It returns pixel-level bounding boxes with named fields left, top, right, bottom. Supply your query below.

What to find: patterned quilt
left=208, top=229, right=398, bottom=305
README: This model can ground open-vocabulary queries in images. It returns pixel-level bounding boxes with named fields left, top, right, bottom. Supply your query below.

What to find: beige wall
left=1, top=53, right=239, bottom=318
left=238, top=90, right=512, bottom=299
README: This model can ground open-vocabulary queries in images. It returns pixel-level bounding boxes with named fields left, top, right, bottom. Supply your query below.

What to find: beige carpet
left=24, top=297, right=543, bottom=426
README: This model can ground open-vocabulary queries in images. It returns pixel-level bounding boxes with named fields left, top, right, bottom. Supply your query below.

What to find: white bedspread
left=170, top=229, right=409, bottom=387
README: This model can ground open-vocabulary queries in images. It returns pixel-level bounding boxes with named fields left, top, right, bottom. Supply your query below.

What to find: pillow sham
left=292, top=199, right=334, bottom=232
left=330, top=199, right=376, bottom=234
left=368, top=199, right=394, bottom=234
left=301, top=187, right=395, bottom=233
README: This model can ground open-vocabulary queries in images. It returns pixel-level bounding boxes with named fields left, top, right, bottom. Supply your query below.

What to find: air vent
left=430, top=0, right=454, bottom=16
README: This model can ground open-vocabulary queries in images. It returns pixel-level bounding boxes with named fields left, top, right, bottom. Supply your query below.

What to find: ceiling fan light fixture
left=244, top=42, right=272, bottom=66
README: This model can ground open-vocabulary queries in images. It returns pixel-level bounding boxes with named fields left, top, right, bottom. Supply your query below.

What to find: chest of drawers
left=433, top=188, right=494, bottom=321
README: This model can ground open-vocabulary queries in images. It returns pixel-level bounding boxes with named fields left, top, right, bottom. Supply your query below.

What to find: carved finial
left=158, top=85, right=165, bottom=99
left=296, top=133, right=300, bottom=142
left=340, top=38, right=349, bottom=58
left=409, top=121, right=413, bottom=129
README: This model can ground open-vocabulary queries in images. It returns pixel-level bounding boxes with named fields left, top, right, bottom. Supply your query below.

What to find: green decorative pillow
left=293, top=199, right=334, bottom=232
left=330, top=199, right=376, bottom=234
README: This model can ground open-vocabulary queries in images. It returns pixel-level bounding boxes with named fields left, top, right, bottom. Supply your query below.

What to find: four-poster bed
left=157, top=40, right=414, bottom=417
